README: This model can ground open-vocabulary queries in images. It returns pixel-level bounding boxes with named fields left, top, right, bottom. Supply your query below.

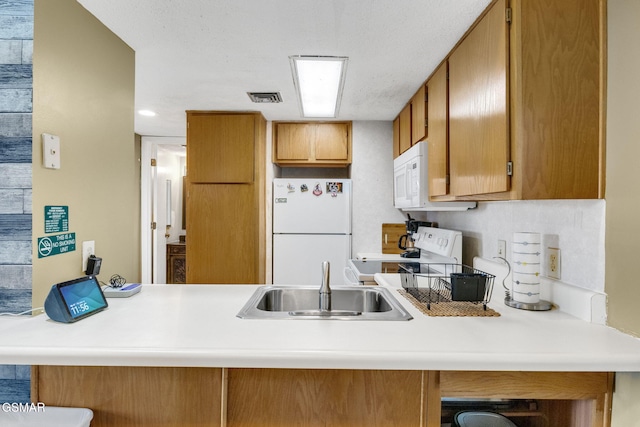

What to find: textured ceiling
left=76, top=0, right=491, bottom=137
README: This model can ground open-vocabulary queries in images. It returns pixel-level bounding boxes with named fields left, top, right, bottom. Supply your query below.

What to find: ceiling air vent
left=247, top=92, right=283, bottom=103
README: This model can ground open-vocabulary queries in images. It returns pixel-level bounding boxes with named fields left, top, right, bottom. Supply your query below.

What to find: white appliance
left=273, top=178, right=351, bottom=286
left=345, top=226, right=462, bottom=285
left=393, top=142, right=476, bottom=211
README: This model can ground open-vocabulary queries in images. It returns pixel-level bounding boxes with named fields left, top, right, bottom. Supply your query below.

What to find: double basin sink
left=237, top=285, right=413, bottom=321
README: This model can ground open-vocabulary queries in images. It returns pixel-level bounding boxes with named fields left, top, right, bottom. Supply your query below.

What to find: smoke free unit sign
left=38, top=233, right=76, bottom=258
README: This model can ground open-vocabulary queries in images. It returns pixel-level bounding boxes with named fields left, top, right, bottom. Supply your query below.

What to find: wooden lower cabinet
left=227, top=369, right=427, bottom=427
left=32, top=367, right=613, bottom=427
left=33, top=366, right=223, bottom=427
left=439, top=371, right=614, bottom=427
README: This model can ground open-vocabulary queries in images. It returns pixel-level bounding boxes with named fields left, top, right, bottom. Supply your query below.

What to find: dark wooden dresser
left=166, top=241, right=186, bottom=284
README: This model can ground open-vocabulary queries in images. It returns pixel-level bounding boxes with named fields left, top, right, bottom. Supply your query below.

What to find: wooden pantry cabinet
left=187, top=113, right=257, bottom=184
left=33, top=366, right=613, bottom=427
left=428, top=0, right=605, bottom=201
left=272, top=121, right=352, bottom=167
left=186, top=111, right=266, bottom=284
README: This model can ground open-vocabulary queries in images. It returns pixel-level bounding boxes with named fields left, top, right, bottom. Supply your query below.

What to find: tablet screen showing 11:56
left=58, top=277, right=107, bottom=319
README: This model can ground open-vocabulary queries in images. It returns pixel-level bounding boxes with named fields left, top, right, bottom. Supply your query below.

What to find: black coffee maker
left=398, top=214, right=433, bottom=258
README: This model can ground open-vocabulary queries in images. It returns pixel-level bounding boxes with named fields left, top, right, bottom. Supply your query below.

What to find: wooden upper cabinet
left=398, top=104, right=412, bottom=155
left=315, top=123, right=350, bottom=160
left=411, top=84, right=427, bottom=144
left=273, top=122, right=351, bottom=166
left=393, top=86, right=426, bottom=159
left=448, top=0, right=509, bottom=197
left=512, top=0, right=603, bottom=199
left=187, top=112, right=256, bottom=183
left=392, top=117, right=400, bottom=158
left=274, top=123, right=312, bottom=161
left=439, top=0, right=604, bottom=200
left=427, top=62, right=449, bottom=198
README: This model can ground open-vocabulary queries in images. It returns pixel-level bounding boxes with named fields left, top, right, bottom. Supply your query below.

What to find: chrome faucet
left=319, top=261, right=331, bottom=311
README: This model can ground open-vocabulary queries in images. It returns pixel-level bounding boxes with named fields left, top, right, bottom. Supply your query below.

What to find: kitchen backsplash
left=431, top=199, right=606, bottom=293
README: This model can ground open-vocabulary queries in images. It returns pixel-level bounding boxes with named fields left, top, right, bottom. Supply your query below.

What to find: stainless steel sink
left=237, top=286, right=413, bottom=320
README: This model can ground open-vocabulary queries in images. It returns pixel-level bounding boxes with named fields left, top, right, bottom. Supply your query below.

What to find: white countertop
left=1, top=278, right=640, bottom=371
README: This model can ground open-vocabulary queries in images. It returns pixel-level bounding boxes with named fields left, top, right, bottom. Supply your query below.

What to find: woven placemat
left=397, top=288, right=500, bottom=317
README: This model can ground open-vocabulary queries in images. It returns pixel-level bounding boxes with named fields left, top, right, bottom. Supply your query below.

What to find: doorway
left=141, top=137, right=186, bottom=283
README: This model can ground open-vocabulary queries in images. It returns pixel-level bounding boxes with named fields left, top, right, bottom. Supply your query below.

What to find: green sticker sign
left=44, top=205, right=69, bottom=233
left=38, top=232, right=76, bottom=258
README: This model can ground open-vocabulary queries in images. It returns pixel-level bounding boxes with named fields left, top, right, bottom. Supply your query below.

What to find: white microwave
left=393, top=142, right=476, bottom=211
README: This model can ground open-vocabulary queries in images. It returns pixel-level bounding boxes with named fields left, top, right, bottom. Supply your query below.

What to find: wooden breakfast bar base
left=32, top=366, right=614, bottom=427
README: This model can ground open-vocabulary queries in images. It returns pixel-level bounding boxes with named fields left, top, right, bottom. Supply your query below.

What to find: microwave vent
left=247, top=92, right=283, bottom=103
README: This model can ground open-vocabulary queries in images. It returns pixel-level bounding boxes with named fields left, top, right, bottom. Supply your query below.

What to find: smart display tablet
left=44, top=275, right=108, bottom=323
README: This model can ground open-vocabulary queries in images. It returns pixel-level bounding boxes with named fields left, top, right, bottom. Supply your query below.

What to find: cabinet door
left=427, top=63, right=449, bottom=197
left=35, top=366, right=224, bottom=427
left=516, top=0, right=602, bottom=199
left=399, top=103, right=412, bottom=154
left=411, top=84, right=427, bottom=144
left=392, top=117, right=400, bottom=158
left=187, top=113, right=255, bottom=183
left=274, top=123, right=312, bottom=161
left=228, top=369, right=424, bottom=427
left=314, top=122, right=349, bottom=160
left=449, top=0, right=509, bottom=196
left=186, top=183, right=259, bottom=284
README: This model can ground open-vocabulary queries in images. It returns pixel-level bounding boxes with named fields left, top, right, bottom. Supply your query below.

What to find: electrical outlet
left=548, top=247, right=560, bottom=280
left=82, top=240, right=95, bottom=272
left=497, top=240, right=506, bottom=257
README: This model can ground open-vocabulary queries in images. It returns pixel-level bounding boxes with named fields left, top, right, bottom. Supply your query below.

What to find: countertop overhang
left=1, top=278, right=640, bottom=371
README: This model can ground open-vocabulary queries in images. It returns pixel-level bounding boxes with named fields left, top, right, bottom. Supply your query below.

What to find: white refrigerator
left=273, top=178, right=352, bottom=286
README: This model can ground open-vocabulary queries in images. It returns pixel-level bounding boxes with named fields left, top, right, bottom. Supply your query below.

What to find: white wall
left=606, top=0, right=640, bottom=424
left=350, top=121, right=407, bottom=255
left=32, top=0, right=138, bottom=305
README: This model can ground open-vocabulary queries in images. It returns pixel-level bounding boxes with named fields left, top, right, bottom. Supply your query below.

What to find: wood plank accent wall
left=0, top=0, right=33, bottom=405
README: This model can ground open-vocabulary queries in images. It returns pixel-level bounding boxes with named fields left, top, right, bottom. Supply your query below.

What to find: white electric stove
left=344, top=226, right=463, bottom=285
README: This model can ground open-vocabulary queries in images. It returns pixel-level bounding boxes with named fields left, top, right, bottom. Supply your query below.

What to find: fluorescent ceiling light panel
left=290, top=56, right=348, bottom=118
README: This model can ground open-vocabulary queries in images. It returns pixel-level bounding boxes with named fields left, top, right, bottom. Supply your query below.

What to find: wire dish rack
left=399, top=263, right=495, bottom=310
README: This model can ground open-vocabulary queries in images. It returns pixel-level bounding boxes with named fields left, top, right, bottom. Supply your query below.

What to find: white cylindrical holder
left=511, top=232, right=541, bottom=303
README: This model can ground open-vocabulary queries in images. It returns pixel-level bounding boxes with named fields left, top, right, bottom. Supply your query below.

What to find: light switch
left=42, top=133, right=61, bottom=169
